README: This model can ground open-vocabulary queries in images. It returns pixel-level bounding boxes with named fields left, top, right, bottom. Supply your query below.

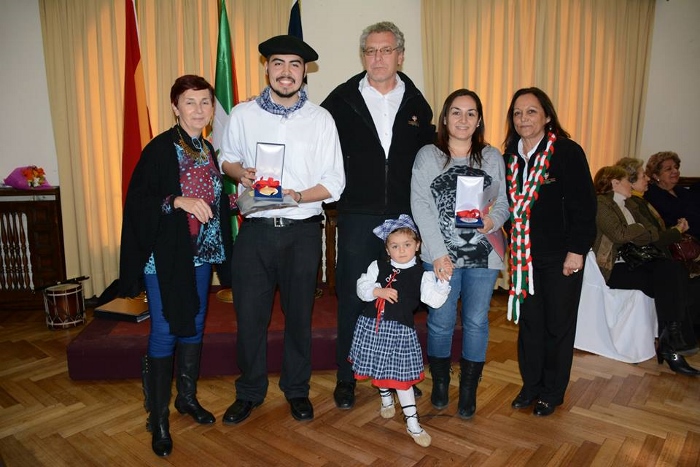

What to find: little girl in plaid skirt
left=349, top=215, right=450, bottom=447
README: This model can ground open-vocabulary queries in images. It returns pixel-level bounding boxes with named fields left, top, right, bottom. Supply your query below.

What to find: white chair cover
left=574, top=250, right=658, bottom=363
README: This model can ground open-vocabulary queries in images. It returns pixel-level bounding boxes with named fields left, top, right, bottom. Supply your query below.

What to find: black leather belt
left=246, top=215, right=323, bottom=228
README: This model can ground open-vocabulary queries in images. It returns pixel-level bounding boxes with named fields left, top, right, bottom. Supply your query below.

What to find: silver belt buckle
left=273, top=217, right=284, bottom=227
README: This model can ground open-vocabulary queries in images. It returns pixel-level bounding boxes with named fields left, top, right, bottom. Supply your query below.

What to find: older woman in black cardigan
left=592, top=166, right=698, bottom=376
left=503, top=87, right=597, bottom=417
left=120, top=75, right=235, bottom=457
left=644, top=151, right=700, bottom=239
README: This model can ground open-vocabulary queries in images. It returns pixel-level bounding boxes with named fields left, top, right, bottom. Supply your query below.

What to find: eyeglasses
left=362, top=46, right=400, bottom=57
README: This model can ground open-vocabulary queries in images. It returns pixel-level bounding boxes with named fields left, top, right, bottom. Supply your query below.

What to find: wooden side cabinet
left=0, top=187, right=66, bottom=310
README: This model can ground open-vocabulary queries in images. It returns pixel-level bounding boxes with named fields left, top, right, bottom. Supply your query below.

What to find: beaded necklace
left=506, top=132, right=556, bottom=323
left=175, top=125, right=210, bottom=164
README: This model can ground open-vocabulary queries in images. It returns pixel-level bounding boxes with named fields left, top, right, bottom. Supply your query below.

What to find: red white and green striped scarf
left=506, top=132, right=556, bottom=323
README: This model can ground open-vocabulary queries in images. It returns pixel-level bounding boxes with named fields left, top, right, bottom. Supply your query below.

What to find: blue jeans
left=144, top=263, right=212, bottom=357
left=425, top=263, right=499, bottom=362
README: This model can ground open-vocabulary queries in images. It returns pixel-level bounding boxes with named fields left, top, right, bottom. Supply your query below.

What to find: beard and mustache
left=270, top=75, right=302, bottom=99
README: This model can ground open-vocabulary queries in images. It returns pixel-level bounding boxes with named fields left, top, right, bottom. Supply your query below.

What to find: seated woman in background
left=615, top=157, right=699, bottom=349
left=644, top=151, right=700, bottom=239
left=592, top=166, right=699, bottom=375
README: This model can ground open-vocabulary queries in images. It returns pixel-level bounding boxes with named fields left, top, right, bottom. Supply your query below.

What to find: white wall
left=0, top=0, right=58, bottom=186
left=640, top=0, right=700, bottom=175
left=302, top=0, right=424, bottom=106
left=1, top=0, right=698, bottom=189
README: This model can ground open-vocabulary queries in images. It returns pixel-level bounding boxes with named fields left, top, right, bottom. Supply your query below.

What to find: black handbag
left=617, top=242, right=666, bottom=269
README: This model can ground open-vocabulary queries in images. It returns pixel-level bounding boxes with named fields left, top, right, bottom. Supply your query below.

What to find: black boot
left=428, top=356, right=451, bottom=410
left=657, top=328, right=700, bottom=376
left=174, top=343, right=215, bottom=424
left=665, top=321, right=699, bottom=356
left=457, top=359, right=484, bottom=420
left=141, top=355, right=150, bottom=413
left=144, top=355, right=174, bottom=457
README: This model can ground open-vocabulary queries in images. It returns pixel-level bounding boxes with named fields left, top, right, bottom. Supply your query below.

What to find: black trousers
left=517, top=253, right=584, bottom=406
left=231, top=220, right=321, bottom=401
left=689, top=276, right=700, bottom=340
left=607, top=257, right=688, bottom=323
left=608, top=257, right=696, bottom=344
left=335, top=212, right=395, bottom=382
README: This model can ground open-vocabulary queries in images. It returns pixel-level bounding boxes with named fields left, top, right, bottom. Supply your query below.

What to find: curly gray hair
left=615, top=157, right=644, bottom=184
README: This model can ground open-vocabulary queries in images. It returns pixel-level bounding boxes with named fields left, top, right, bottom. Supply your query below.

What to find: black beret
left=258, top=35, right=319, bottom=62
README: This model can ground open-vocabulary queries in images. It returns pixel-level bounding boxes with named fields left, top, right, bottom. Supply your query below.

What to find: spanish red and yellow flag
left=121, top=0, right=151, bottom=204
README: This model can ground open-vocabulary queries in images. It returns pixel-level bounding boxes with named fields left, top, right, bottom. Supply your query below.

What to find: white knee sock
left=379, top=388, right=394, bottom=408
left=396, top=388, right=420, bottom=433
left=397, top=388, right=431, bottom=447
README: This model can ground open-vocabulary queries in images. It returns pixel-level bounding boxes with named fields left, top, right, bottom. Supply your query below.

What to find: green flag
left=213, top=0, right=239, bottom=240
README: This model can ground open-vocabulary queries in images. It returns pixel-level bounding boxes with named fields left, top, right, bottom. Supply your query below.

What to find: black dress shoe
left=511, top=393, right=536, bottom=409
left=533, top=400, right=556, bottom=417
left=222, top=399, right=262, bottom=425
left=288, top=397, right=314, bottom=421
left=413, top=385, right=423, bottom=399
left=333, top=381, right=356, bottom=409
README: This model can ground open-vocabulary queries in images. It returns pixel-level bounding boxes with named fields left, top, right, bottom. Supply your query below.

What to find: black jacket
left=119, top=127, right=232, bottom=336
left=321, top=71, right=434, bottom=215
left=504, top=136, right=597, bottom=261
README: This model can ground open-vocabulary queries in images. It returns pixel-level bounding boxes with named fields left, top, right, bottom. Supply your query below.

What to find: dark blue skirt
left=348, top=315, right=424, bottom=389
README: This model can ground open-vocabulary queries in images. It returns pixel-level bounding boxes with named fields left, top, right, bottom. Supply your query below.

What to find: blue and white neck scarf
left=256, top=86, right=308, bottom=119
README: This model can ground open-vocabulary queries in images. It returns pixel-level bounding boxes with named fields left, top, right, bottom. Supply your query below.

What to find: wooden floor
left=1, top=294, right=699, bottom=467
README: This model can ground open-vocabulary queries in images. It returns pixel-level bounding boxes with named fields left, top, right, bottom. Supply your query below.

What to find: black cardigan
left=504, top=136, right=597, bottom=261
left=119, top=127, right=232, bottom=336
left=321, top=71, right=434, bottom=216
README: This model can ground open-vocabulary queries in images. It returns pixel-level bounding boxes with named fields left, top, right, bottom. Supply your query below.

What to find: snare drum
left=43, top=283, right=85, bottom=329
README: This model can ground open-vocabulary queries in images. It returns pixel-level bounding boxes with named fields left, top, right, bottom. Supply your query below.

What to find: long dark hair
left=436, top=89, right=487, bottom=168
left=502, top=87, right=570, bottom=151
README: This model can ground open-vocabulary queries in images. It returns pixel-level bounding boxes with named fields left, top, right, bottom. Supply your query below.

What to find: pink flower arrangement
left=4, top=166, right=52, bottom=190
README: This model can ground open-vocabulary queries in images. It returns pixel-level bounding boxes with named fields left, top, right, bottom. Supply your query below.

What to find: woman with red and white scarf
left=503, top=88, right=597, bottom=417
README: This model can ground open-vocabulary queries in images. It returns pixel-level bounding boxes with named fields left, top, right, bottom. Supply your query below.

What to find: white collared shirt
left=516, top=135, right=545, bottom=187
left=359, top=74, right=405, bottom=158
left=218, top=99, right=345, bottom=219
left=517, top=136, right=545, bottom=161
